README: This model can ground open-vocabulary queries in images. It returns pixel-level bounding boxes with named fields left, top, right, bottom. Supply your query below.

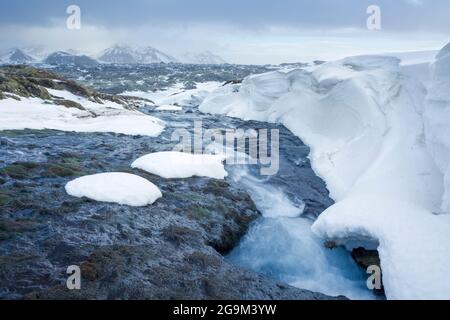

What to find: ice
left=131, top=151, right=228, bottom=179
left=65, top=172, right=162, bottom=206
left=0, top=95, right=165, bottom=137
left=200, top=51, right=450, bottom=299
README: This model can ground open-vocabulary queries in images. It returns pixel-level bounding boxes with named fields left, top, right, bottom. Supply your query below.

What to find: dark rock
left=0, top=65, right=149, bottom=111
left=222, top=79, right=243, bottom=86
left=351, top=247, right=381, bottom=269
left=351, top=247, right=385, bottom=296
left=54, top=99, right=85, bottom=110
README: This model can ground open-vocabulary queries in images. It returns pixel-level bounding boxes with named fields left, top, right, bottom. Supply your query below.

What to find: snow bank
left=425, top=43, right=450, bottom=214
left=65, top=172, right=162, bottom=206
left=131, top=151, right=228, bottom=179
left=312, top=195, right=450, bottom=299
left=200, top=53, right=450, bottom=299
left=0, top=94, right=165, bottom=136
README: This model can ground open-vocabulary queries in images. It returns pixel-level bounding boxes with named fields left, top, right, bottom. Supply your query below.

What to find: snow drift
left=65, top=173, right=162, bottom=206
left=131, top=151, right=228, bottom=179
left=199, top=50, right=450, bottom=299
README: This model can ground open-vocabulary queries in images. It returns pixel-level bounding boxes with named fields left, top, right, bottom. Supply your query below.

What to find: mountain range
left=0, top=45, right=227, bottom=66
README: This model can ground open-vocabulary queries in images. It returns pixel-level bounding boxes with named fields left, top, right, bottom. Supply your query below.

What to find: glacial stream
left=151, top=104, right=375, bottom=300
left=0, top=62, right=376, bottom=299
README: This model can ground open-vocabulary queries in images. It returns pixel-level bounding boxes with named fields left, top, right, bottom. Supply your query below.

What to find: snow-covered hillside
left=0, top=49, right=35, bottom=64
left=98, top=45, right=178, bottom=64
left=181, top=51, right=227, bottom=64
left=1, top=46, right=228, bottom=66
left=199, top=47, right=450, bottom=299
left=0, top=66, right=164, bottom=136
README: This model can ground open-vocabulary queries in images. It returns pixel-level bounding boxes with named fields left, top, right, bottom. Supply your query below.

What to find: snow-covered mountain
left=21, top=46, right=51, bottom=61
left=44, top=51, right=99, bottom=66
left=0, top=49, right=35, bottom=64
left=181, top=51, right=227, bottom=65
left=98, top=45, right=178, bottom=64
left=1, top=45, right=227, bottom=66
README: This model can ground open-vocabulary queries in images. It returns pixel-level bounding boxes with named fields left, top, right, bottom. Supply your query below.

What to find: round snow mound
left=131, top=151, right=227, bottom=179
left=65, top=172, right=162, bottom=207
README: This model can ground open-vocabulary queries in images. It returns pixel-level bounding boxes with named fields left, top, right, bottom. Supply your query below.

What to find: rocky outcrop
left=0, top=65, right=154, bottom=110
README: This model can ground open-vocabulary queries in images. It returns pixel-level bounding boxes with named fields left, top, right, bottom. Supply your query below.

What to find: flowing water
left=152, top=103, right=375, bottom=300
left=1, top=64, right=376, bottom=299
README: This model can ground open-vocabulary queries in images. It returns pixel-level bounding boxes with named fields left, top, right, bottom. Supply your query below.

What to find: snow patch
left=131, top=151, right=228, bottom=179
left=65, top=173, right=162, bottom=206
left=0, top=94, right=165, bottom=137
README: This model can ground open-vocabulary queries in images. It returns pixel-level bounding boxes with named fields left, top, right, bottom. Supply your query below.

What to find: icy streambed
left=148, top=104, right=375, bottom=299
left=0, top=78, right=375, bottom=299
left=227, top=167, right=374, bottom=300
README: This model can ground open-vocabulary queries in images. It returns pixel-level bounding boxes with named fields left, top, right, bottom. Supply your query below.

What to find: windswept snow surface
left=384, top=50, right=438, bottom=66
left=200, top=53, right=450, bottom=299
left=131, top=151, right=228, bottom=179
left=0, top=91, right=165, bottom=136
left=65, top=173, right=162, bottom=206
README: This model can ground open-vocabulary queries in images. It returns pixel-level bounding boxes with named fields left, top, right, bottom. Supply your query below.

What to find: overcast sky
left=1, top=0, right=449, bottom=64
